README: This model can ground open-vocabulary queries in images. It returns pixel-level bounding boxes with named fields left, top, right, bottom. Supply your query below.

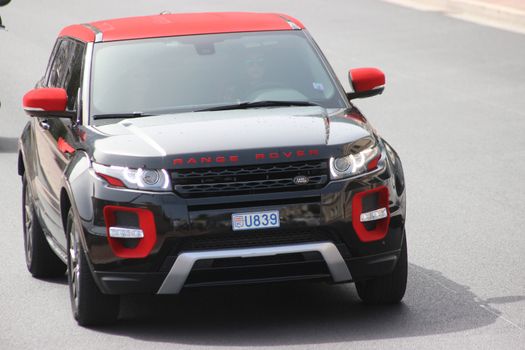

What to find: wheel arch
left=60, top=188, right=72, bottom=237
left=60, top=152, right=94, bottom=245
left=18, top=151, right=25, bottom=176
left=18, top=122, right=33, bottom=177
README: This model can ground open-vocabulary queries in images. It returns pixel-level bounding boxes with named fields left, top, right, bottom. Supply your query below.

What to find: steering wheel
left=245, top=82, right=301, bottom=101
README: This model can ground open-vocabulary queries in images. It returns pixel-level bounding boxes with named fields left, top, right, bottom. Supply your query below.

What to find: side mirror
left=22, top=88, right=74, bottom=118
left=346, top=67, right=385, bottom=100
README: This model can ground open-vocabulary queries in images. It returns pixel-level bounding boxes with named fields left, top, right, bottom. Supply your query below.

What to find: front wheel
left=66, top=209, right=119, bottom=326
left=22, top=176, right=66, bottom=278
left=355, top=232, right=408, bottom=304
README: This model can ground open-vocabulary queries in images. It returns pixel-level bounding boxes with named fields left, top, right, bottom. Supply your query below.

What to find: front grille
left=186, top=251, right=330, bottom=285
left=159, top=228, right=348, bottom=272
left=172, top=160, right=328, bottom=198
left=178, top=228, right=341, bottom=251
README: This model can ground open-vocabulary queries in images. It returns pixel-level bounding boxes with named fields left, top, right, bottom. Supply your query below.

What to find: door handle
left=39, top=120, right=50, bottom=130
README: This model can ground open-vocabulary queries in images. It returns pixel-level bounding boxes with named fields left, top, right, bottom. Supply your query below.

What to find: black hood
left=90, top=107, right=371, bottom=169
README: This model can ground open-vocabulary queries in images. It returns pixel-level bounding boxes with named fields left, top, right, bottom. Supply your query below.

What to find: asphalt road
left=1, top=0, right=524, bottom=349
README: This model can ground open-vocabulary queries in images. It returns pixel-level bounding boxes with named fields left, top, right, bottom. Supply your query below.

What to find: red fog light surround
left=103, top=206, right=157, bottom=258
left=352, top=186, right=390, bottom=242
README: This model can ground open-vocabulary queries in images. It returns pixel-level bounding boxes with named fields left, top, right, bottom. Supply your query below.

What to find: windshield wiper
left=195, top=100, right=320, bottom=112
left=92, top=112, right=155, bottom=120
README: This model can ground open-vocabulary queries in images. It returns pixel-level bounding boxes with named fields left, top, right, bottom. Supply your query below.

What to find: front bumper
left=81, top=160, right=406, bottom=295
left=158, top=242, right=351, bottom=294
left=93, top=244, right=401, bottom=294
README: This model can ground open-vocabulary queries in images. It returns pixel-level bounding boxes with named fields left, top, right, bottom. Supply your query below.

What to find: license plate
left=232, top=210, right=280, bottom=231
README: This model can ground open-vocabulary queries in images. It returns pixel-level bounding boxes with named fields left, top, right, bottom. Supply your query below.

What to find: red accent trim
left=173, top=149, right=320, bottom=166
left=352, top=186, right=390, bottom=242
left=103, top=206, right=157, bottom=258
left=23, top=88, right=67, bottom=112
left=57, top=137, right=75, bottom=154
left=96, top=173, right=125, bottom=188
left=349, top=68, right=385, bottom=93
left=88, top=12, right=302, bottom=42
left=367, top=154, right=381, bottom=171
left=59, top=25, right=96, bottom=42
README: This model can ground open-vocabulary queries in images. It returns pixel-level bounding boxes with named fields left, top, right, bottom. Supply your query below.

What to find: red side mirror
left=22, top=88, right=69, bottom=117
left=347, top=67, right=385, bottom=100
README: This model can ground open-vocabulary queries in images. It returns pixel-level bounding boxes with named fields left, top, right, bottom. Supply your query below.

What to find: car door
left=32, top=37, right=85, bottom=250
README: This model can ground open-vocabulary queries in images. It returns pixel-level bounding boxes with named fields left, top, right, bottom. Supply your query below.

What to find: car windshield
left=90, top=31, right=345, bottom=123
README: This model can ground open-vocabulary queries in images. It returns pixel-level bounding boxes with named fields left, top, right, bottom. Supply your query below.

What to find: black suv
left=18, top=12, right=407, bottom=326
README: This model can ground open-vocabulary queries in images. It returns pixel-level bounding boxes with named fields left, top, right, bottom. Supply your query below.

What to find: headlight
left=330, top=145, right=382, bottom=180
left=93, top=163, right=171, bottom=191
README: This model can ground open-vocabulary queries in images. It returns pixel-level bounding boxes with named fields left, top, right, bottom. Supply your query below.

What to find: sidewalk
left=385, top=0, right=525, bottom=34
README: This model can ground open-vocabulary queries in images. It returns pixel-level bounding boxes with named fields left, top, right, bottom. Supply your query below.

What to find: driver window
left=47, top=40, right=71, bottom=88
left=46, top=39, right=85, bottom=111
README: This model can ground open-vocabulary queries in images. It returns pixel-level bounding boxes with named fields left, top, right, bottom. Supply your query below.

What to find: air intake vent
left=171, top=160, right=328, bottom=198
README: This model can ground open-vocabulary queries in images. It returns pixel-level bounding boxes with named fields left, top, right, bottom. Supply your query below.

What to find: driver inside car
left=218, top=50, right=269, bottom=102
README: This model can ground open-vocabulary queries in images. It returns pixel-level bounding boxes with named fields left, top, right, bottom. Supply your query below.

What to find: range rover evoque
left=18, top=12, right=407, bottom=326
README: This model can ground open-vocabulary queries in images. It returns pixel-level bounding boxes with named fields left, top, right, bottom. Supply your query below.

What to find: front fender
left=61, top=151, right=94, bottom=250
left=382, top=139, right=406, bottom=218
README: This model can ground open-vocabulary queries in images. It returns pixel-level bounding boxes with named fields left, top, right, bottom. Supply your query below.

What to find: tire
left=22, top=176, right=66, bottom=278
left=66, top=209, right=119, bottom=326
left=355, top=232, right=408, bottom=304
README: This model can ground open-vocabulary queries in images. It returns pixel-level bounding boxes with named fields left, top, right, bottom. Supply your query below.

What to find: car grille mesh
left=181, top=229, right=339, bottom=251
left=171, top=160, right=328, bottom=198
left=158, top=228, right=347, bottom=272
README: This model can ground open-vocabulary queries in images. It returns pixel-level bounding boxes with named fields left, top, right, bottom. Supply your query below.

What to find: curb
left=384, top=0, right=525, bottom=34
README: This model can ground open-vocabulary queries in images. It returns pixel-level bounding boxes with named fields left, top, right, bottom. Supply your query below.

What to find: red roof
left=59, top=12, right=304, bottom=43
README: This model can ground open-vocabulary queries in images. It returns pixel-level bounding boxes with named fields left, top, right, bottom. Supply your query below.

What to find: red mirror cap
left=22, top=88, right=67, bottom=114
left=349, top=68, right=385, bottom=93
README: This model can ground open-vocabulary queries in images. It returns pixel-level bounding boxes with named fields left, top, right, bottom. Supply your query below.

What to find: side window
left=47, top=40, right=71, bottom=88
left=64, top=42, right=85, bottom=110
left=46, top=39, right=85, bottom=111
